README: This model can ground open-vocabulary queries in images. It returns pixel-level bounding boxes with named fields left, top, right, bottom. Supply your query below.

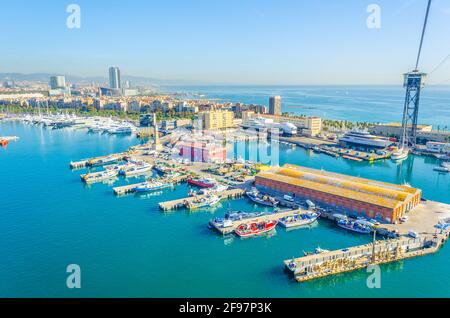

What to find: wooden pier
left=210, top=208, right=303, bottom=235
left=159, top=188, right=245, bottom=211
left=284, top=233, right=449, bottom=283
left=113, top=175, right=189, bottom=196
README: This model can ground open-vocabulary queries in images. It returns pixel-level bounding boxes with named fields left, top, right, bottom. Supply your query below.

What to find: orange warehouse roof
left=256, top=164, right=421, bottom=209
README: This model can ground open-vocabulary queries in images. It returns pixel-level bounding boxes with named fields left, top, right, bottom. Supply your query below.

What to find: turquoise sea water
left=1, top=120, right=449, bottom=297
left=162, top=85, right=450, bottom=128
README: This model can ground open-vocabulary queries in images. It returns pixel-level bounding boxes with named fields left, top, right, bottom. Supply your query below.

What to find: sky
left=1, top=0, right=450, bottom=85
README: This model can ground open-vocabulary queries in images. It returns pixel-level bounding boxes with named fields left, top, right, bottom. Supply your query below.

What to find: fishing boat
left=224, top=210, right=266, bottom=221
left=278, top=211, right=321, bottom=228
left=235, top=220, right=278, bottom=238
left=80, top=169, right=117, bottom=183
left=187, top=178, right=216, bottom=188
left=123, top=163, right=153, bottom=177
left=88, top=155, right=120, bottom=167
left=246, top=188, right=279, bottom=207
left=197, top=184, right=229, bottom=195
left=186, top=194, right=222, bottom=210
left=337, top=219, right=372, bottom=234
left=133, top=181, right=173, bottom=193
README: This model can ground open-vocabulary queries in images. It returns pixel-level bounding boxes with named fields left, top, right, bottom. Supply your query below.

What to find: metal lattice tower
left=400, top=71, right=426, bottom=147
left=399, top=0, right=432, bottom=148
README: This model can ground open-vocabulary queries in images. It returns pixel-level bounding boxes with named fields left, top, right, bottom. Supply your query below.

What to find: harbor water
left=1, top=124, right=449, bottom=296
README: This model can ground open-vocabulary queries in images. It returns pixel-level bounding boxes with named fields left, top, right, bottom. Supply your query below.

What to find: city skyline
left=1, top=0, right=450, bottom=85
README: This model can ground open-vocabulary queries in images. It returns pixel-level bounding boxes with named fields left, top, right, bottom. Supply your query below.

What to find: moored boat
left=186, top=194, right=222, bottom=210
left=278, top=210, right=321, bottom=228
left=88, top=155, right=120, bottom=167
left=80, top=169, right=117, bottom=183
left=235, top=220, right=278, bottom=238
left=391, top=148, right=409, bottom=161
left=122, top=162, right=153, bottom=177
left=246, top=188, right=279, bottom=207
left=134, top=181, right=173, bottom=193
left=337, top=219, right=372, bottom=234
left=187, top=178, right=216, bottom=188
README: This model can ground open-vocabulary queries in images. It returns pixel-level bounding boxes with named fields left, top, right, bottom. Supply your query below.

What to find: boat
left=187, top=178, right=216, bottom=188
left=134, top=181, right=173, bottom=193
left=235, top=220, right=278, bottom=238
left=278, top=211, right=321, bottom=228
left=339, top=131, right=393, bottom=148
left=108, top=126, right=133, bottom=135
left=186, top=194, right=222, bottom=210
left=224, top=210, right=266, bottom=221
left=246, top=188, right=279, bottom=207
left=434, top=166, right=449, bottom=173
left=391, top=148, right=409, bottom=161
left=123, top=163, right=153, bottom=177
left=80, top=169, right=117, bottom=183
left=88, top=155, right=120, bottom=167
left=337, top=219, right=372, bottom=234
left=197, top=184, right=229, bottom=195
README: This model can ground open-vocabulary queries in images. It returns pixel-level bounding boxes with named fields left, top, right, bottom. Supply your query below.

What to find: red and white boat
left=235, top=220, right=277, bottom=238
left=187, top=178, right=216, bottom=188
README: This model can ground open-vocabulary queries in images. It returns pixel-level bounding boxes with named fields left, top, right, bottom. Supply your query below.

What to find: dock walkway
left=113, top=175, right=189, bottom=196
left=284, top=233, right=448, bottom=283
left=159, top=188, right=245, bottom=211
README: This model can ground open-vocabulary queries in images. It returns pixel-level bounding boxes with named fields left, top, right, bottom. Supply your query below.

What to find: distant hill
left=0, top=73, right=184, bottom=86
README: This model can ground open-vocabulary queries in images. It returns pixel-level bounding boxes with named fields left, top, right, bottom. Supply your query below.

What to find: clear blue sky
left=1, top=0, right=450, bottom=85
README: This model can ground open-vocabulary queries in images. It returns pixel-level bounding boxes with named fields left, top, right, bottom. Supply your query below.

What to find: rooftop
left=256, top=164, right=421, bottom=209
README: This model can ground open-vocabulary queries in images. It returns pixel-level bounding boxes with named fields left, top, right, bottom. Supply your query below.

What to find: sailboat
left=391, top=125, right=409, bottom=161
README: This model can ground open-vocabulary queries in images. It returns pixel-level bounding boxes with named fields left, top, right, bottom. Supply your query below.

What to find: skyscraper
left=109, top=66, right=121, bottom=90
left=49, top=76, right=66, bottom=89
left=269, top=96, right=281, bottom=116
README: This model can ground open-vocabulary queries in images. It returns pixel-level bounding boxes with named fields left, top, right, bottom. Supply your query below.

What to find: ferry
left=337, top=219, right=372, bottom=234
left=278, top=211, right=321, bottom=228
left=187, top=178, right=216, bottom=188
left=339, top=131, right=392, bottom=148
left=246, top=188, right=279, bottom=207
left=133, top=181, right=173, bottom=193
left=81, top=169, right=117, bottom=183
left=235, top=220, right=278, bottom=238
left=186, top=194, right=222, bottom=210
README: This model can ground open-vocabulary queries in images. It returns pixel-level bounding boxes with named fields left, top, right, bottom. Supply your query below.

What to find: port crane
left=399, top=0, right=432, bottom=149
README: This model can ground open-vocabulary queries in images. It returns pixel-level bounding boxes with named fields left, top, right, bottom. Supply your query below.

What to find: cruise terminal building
left=255, top=164, right=422, bottom=224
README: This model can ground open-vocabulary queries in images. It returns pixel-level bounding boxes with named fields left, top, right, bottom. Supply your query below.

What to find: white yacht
left=339, top=131, right=392, bottom=148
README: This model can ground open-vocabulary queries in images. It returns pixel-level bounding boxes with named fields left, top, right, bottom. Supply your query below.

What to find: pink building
left=179, top=142, right=227, bottom=163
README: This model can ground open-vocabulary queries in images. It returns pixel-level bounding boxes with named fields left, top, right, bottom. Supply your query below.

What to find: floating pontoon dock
left=284, top=233, right=449, bottom=283
left=113, top=175, right=189, bottom=196
left=159, top=188, right=245, bottom=211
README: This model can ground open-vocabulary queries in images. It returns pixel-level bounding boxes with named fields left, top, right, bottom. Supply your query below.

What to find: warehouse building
left=255, top=164, right=422, bottom=224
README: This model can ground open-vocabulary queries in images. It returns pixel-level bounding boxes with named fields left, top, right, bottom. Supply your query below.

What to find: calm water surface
left=0, top=121, right=449, bottom=297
